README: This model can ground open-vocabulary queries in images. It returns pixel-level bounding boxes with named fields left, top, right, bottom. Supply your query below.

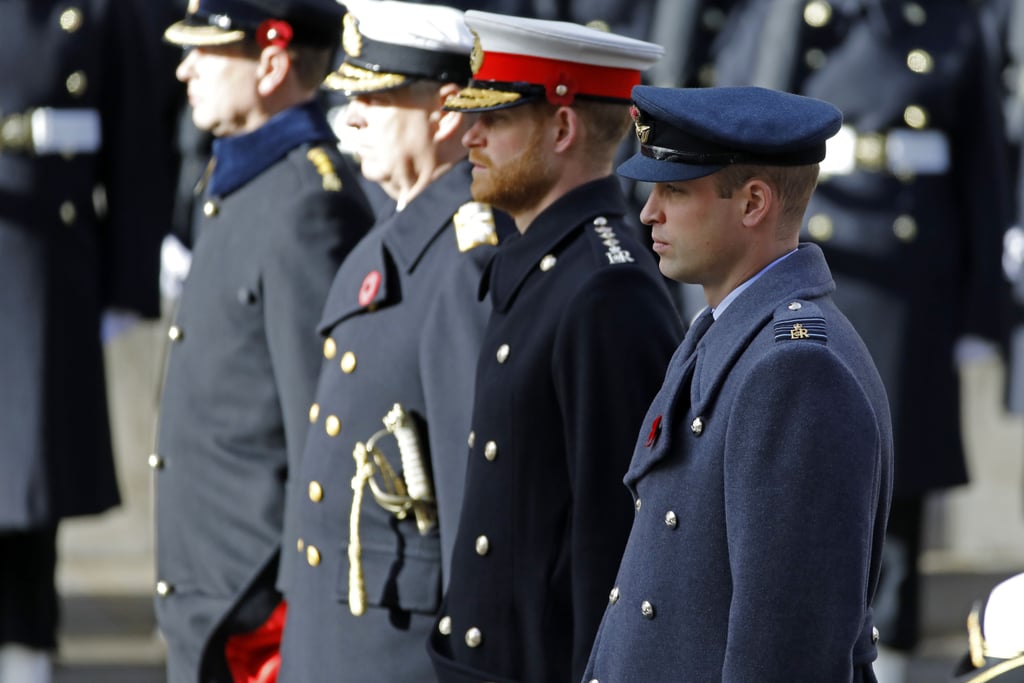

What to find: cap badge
left=343, top=13, right=362, bottom=58
left=630, top=105, right=651, bottom=145
left=469, top=30, right=484, bottom=75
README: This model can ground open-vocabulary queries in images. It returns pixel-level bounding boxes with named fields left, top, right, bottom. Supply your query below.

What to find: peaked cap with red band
left=443, top=10, right=664, bottom=112
left=164, top=0, right=344, bottom=49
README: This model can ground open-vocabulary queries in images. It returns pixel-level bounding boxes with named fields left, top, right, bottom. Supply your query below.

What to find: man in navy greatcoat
left=427, top=13, right=683, bottom=683
left=0, top=1, right=174, bottom=680
left=276, top=2, right=507, bottom=681
left=153, top=1, right=374, bottom=680
left=582, top=85, right=894, bottom=683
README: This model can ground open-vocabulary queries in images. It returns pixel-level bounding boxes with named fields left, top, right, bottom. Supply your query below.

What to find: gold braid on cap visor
left=323, top=62, right=408, bottom=93
left=443, top=86, right=522, bottom=110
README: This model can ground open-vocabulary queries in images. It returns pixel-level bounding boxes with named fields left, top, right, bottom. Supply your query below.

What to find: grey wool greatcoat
left=583, top=243, right=894, bottom=683
left=153, top=102, right=373, bottom=683
left=277, top=161, right=505, bottom=683
left=0, top=0, right=172, bottom=529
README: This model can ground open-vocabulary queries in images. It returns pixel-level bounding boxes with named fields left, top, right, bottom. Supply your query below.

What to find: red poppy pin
left=358, top=270, right=381, bottom=307
left=256, top=19, right=293, bottom=49
left=645, top=415, right=662, bottom=447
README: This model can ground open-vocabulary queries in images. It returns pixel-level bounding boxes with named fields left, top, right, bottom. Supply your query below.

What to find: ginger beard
left=469, top=119, right=557, bottom=218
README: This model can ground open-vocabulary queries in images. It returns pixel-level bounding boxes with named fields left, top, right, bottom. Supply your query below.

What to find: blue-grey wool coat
left=583, top=243, right=894, bottom=683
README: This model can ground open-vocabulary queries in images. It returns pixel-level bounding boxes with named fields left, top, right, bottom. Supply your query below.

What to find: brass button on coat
left=325, top=415, right=341, bottom=437
left=168, top=325, right=184, bottom=342
left=155, top=581, right=173, bottom=597
left=323, top=338, right=337, bottom=359
left=540, top=254, right=557, bottom=271
left=438, top=616, right=452, bottom=636
left=496, top=344, right=510, bottom=363
left=475, top=535, right=490, bottom=556
left=60, top=8, right=83, bottom=32
left=59, top=200, right=76, bottom=225
left=308, top=481, right=323, bottom=502
left=297, top=538, right=304, bottom=552
left=309, top=403, right=320, bottom=423
left=465, top=627, right=482, bottom=648
left=306, top=545, right=321, bottom=566
left=66, top=70, right=87, bottom=96
left=340, top=351, right=357, bottom=373
left=203, top=200, right=218, bottom=217
left=467, top=430, right=475, bottom=448
left=147, top=453, right=164, bottom=470
left=484, top=440, right=498, bottom=461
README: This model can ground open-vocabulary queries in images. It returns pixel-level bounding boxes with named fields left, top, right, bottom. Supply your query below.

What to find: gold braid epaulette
left=307, top=147, right=342, bottom=192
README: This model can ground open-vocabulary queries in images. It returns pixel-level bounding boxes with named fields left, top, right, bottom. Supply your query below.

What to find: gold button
left=309, top=403, right=320, bottom=423
left=609, top=586, right=620, bottom=605
left=691, top=417, right=704, bottom=435
left=475, top=535, right=490, bottom=556
left=203, top=200, right=218, bottom=217
left=465, top=627, right=482, bottom=648
left=168, top=325, right=184, bottom=342
left=308, top=481, right=324, bottom=502
left=540, top=254, right=557, bottom=271
left=438, top=616, right=452, bottom=636
left=297, top=538, right=305, bottom=552
left=634, top=498, right=642, bottom=512
left=641, top=600, right=655, bottom=619
left=147, top=453, right=164, bottom=470
left=893, top=215, right=918, bottom=242
left=340, top=351, right=357, bottom=374
left=484, top=441, right=498, bottom=461
left=66, top=70, right=87, bottom=96
left=803, top=0, right=832, bottom=27
left=902, top=2, right=926, bottom=26
left=468, top=430, right=475, bottom=448
left=155, top=581, right=173, bottom=597
left=906, top=49, right=933, bottom=74
left=306, top=545, right=321, bottom=566
left=323, top=337, right=337, bottom=359
left=60, top=8, right=83, bottom=32
left=807, top=214, right=833, bottom=242
left=855, top=133, right=886, bottom=170
left=903, top=105, right=928, bottom=129
left=325, top=415, right=341, bottom=437
left=804, top=48, right=827, bottom=71
left=59, top=200, right=76, bottom=226
left=496, top=344, right=510, bottom=363
left=665, top=511, right=678, bottom=529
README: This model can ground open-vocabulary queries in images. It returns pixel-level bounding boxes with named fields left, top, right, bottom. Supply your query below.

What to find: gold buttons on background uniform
left=309, top=403, right=320, bottom=423
left=308, top=481, right=323, bottom=502
left=807, top=214, right=833, bottom=242
left=323, top=338, right=337, bottom=359
left=60, top=8, right=83, bottom=32
left=438, top=616, right=452, bottom=635
left=903, top=105, right=928, bottom=129
left=906, top=49, right=933, bottom=74
left=66, top=70, right=87, bottom=96
left=496, top=344, right=510, bottom=363
left=59, top=200, right=76, bottom=226
left=893, top=215, right=918, bottom=242
left=475, top=535, right=490, bottom=556
left=340, top=351, right=357, bottom=373
left=465, top=627, right=482, bottom=648
left=483, top=441, right=497, bottom=461
left=325, top=415, right=341, bottom=437
left=803, top=0, right=832, bottom=27
left=306, top=545, right=321, bottom=566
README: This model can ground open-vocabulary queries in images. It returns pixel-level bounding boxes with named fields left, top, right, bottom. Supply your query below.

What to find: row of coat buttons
left=467, top=431, right=499, bottom=461
left=632, top=498, right=680, bottom=530
left=437, top=616, right=484, bottom=649
left=807, top=214, right=919, bottom=243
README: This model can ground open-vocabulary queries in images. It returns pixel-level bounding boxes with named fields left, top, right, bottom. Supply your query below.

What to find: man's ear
left=551, top=105, right=578, bottom=154
left=431, top=82, right=465, bottom=142
left=256, top=46, right=291, bottom=96
left=740, top=178, right=773, bottom=229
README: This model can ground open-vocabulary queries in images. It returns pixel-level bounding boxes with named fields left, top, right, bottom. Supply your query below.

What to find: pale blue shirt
left=711, top=248, right=798, bottom=320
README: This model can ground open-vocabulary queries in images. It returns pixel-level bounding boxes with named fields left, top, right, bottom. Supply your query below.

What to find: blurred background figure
left=0, top=1, right=174, bottom=681
left=713, top=1, right=1013, bottom=680
left=952, top=571, right=1024, bottom=682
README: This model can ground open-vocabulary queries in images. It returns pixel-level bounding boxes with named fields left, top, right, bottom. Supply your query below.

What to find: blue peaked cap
left=617, top=86, right=843, bottom=183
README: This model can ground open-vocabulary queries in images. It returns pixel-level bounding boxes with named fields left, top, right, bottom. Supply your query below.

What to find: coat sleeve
left=551, top=266, right=682, bottom=681
left=722, top=343, right=885, bottom=682
left=262, top=178, right=372, bottom=471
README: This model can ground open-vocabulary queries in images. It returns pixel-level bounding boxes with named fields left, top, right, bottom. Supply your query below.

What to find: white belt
left=0, top=107, right=101, bottom=155
left=821, top=124, right=950, bottom=176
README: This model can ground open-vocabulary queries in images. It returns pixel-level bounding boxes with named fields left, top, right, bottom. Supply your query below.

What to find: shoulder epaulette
left=772, top=300, right=828, bottom=344
left=306, top=146, right=343, bottom=192
left=453, top=201, right=499, bottom=252
left=590, top=216, right=636, bottom=265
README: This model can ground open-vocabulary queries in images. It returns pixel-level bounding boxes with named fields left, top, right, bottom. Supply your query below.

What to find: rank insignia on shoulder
left=592, top=216, right=635, bottom=265
left=453, top=202, right=499, bottom=252
left=773, top=317, right=828, bottom=344
left=306, top=147, right=343, bottom=192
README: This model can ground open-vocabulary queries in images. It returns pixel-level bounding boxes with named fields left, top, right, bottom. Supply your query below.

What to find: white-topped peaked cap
left=443, top=10, right=664, bottom=112
left=324, top=0, right=474, bottom=95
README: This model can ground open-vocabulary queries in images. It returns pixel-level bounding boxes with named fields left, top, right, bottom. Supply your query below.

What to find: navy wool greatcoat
left=583, top=243, right=894, bottom=683
left=428, top=177, right=684, bottom=683
left=0, top=0, right=172, bottom=528
left=277, top=161, right=503, bottom=683
left=153, top=103, right=373, bottom=683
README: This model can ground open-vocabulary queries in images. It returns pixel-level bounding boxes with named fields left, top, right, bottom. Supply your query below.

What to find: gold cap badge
left=343, top=13, right=362, bottom=58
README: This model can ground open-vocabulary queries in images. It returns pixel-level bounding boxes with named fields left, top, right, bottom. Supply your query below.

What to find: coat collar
left=208, top=100, right=336, bottom=197
left=382, top=161, right=474, bottom=274
left=482, top=176, right=627, bottom=312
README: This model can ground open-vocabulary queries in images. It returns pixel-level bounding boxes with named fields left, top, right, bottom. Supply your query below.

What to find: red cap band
left=476, top=51, right=641, bottom=104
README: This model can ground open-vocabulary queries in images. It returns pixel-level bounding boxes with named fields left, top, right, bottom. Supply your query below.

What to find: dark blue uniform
left=715, top=0, right=1011, bottom=651
left=153, top=103, right=373, bottom=683
left=0, top=0, right=172, bottom=648
left=277, top=162, right=503, bottom=683
left=583, top=244, right=893, bottom=683
left=428, top=177, right=683, bottom=683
